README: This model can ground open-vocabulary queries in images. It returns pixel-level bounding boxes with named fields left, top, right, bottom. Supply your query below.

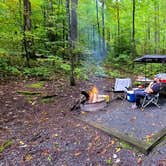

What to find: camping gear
left=127, top=90, right=135, bottom=102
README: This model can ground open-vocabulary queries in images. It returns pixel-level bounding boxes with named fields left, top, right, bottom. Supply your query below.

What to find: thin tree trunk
left=101, top=0, right=106, bottom=54
left=92, top=25, right=96, bottom=51
left=154, top=1, right=160, bottom=54
left=70, top=0, right=78, bottom=86
left=96, top=0, right=101, bottom=55
left=61, top=0, right=66, bottom=49
left=132, top=0, right=136, bottom=63
left=66, top=0, right=71, bottom=48
left=116, top=0, right=120, bottom=56
left=23, top=0, right=34, bottom=67
left=19, top=0, right=24, bottom=53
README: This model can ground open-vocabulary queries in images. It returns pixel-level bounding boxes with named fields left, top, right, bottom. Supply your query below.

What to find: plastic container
left=127, top=90, right=135, bottom=102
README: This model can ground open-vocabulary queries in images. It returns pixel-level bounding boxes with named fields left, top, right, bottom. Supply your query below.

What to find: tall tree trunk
left=116, top=0, right=120, bottom=56
left=101, top=0, right=106, bottom=54
left=19, top=0, right=24, bottom=53
left=96, top=0, right=101, bottom=55
left=23, top=0, right=34, bottom=67
left=132, top=0, right=136, bottom=64
left=154, top=1, right=160, bottom=54
left=92, top=25, right=96, bottom=51
left=66, top=0, right=71, bottom=48
left=145, top=19, right=151, bottom=54
left=70, top=0, right=78, bottom=86
left=61, top=0, right=66, bottom=49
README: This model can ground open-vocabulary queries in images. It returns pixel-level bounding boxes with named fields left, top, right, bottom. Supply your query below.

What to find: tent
left=134, top=55, right=166, bottom=63
left=134, top=55, right=166, bottom=83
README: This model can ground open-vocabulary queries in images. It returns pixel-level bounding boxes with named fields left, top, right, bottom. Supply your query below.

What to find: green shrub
left=23, top=67, right=51, bottom=78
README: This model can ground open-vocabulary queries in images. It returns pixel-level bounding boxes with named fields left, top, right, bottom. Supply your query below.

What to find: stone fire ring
left=80, top=95, right=108, bottom=112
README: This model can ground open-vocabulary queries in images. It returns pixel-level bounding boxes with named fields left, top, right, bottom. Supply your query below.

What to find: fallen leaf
left=115, top=147, right=121, bottom=153
left=101, top=148, right=107, bottom=155
left=115, top=158, right=120, bottom=163
left=74, top=151, right=82, bottom=156
left=23, top=154, right=33, bottom=161
left=52, top=133, right=58, bottom=137
left=94, top=135, right=100, bottom=142
left=31, top=101, right=36, bottom=105
left=86, top=143, right=92, bottom=151
left=47, top=155, right=52, bottom=161
left=106, top=158, right=112, bottom=164
left=76, top=124, right=81, bottom=127
left=111, top=140, right=115, bottom=145
left=83, top=126, right=88, bottom=130
left=19, top=141, right=25, bottom=145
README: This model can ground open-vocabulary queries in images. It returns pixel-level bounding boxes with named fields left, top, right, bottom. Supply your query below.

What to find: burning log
left=70, top=86, right=110, bottom=112
left=70, top=91, right=89, bottom=111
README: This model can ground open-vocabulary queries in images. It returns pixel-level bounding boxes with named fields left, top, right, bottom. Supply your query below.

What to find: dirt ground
left=0, top=76, right=165, bottom=166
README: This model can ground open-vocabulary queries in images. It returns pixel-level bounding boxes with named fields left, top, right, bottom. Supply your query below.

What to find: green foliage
left=23, top=67, right=51, bottom=78
left=106, top=69, right=121, bottom=78
left=0, top=0, right=166, bottom=80
left=75, top=67, right=88, bottom=80
left=133, top=81, right=142, bottom=87
left=0, top=56, right=21, bottom=77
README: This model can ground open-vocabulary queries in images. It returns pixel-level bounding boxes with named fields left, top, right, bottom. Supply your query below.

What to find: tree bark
left=96, top=0, right=101, bottom=55
left=101, top=0, right=106, bottom=54
left=154, top=1, right=160, bottom=54
left=116, top=0, right=120, bottom=56
left=132, top=0, right=136, bottom=63
left=23, top=0, right=34, bottom=67
left=69, top=0, right=78, bottom=86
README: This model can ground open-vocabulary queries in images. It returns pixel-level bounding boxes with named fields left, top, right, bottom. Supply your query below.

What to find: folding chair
left=141, top=92, right=160, bottom=109
left=112, top=78, right=132, bottom=100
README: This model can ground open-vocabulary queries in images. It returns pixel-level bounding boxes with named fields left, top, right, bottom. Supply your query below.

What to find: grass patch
left=26, top=81, right=45, bottom=89
left=0, top=140, right=13, bottom=153
left=41, top=98, right=55, bottom=103
left=119, top=141, right=133, bottom=150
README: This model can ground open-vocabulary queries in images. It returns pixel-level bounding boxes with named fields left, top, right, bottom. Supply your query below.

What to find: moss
left=0, top=140, right=13, bottom=153
left=26, top=81, right=44, bottom=89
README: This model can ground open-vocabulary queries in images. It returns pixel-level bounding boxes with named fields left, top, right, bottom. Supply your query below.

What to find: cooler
left=127, top=90, right=135, bottom=102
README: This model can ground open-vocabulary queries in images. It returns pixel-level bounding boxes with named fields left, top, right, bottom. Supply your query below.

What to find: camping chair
left=112, top=78, right=132, bottom=100
left=141, top=83, right=163, bottom=109
left=141, top=92, right=160, bottom=109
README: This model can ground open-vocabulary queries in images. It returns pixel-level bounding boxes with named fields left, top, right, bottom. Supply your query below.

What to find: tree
left=70, top=0, right=78, bottom=85
left=96, top=0, right=101, bottom=55
left=23, top=0, right=34, bottom=66
left=131, top=0, right=136, bottom=64
left=101, top=0, right=106, bottom=54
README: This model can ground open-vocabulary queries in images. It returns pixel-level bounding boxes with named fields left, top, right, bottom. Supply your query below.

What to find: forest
left=0, top=0, right=166, bottom=83
left=0, top=0, right=166, bottom=165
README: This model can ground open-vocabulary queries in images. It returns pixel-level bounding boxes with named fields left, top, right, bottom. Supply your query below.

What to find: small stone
left=113, top=154, right=117, bottom=159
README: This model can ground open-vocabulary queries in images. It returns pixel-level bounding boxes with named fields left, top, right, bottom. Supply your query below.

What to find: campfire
left=71, top=85, right=110, bottom=112
left=89, top=85, right=99, bottom=103
left=88, top=85, right=109, bottom=104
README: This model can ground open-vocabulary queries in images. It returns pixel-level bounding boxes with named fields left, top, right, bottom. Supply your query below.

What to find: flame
left=89, top=86, right=99, bottom=103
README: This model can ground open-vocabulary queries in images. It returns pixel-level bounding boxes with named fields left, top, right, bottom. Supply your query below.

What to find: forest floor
left=0, top=76, right=166, bottom=166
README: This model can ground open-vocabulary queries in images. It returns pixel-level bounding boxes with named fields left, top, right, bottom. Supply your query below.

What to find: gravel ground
left=0, top=77, right=165, bottom=166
